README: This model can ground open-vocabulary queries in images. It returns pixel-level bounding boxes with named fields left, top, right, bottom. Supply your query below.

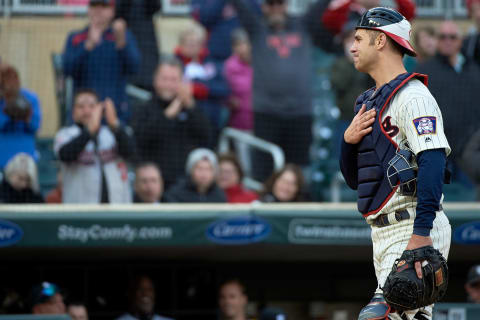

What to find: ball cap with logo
left=30, top=281, right=61, bottom=307
left=467, top=264, right=480, bottom=285
left=356, top=7, right=417, bottom=57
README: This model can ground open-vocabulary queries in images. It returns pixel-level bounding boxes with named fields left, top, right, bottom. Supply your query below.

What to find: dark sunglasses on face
left=438, top=34, right=459, bottom=41
left=265, top=0, right=285, bottom=5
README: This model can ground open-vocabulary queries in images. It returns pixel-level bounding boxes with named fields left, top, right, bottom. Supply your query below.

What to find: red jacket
left=322, top=0, right=416, bottom=35
left=224, top=184, right=258, bottom=203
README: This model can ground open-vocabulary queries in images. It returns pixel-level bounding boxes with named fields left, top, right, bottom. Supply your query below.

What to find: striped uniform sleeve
left=396, top=95, right=451, bottom=156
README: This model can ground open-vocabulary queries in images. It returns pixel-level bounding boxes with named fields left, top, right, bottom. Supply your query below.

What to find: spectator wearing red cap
left=463, top=0, right=480, bottom=64
left=465, top=264, right=480, bottom=303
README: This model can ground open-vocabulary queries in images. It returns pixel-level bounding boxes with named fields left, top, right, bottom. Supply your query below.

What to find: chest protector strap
left=354, top=72, right=428, bottom=217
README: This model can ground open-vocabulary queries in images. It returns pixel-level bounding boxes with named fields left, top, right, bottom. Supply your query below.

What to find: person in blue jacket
left=191, top=0, right=261, bottom=62
left=62, top=0, right=141, bottom=123
left=0, top=63, right=42, bottom=169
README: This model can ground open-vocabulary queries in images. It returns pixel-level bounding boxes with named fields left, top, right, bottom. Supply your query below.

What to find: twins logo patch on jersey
left=413, top=116, right=436, bottom=135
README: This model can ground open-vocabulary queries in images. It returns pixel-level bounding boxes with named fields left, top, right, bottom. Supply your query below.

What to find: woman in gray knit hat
left=164, top=148, right=227, bottom=203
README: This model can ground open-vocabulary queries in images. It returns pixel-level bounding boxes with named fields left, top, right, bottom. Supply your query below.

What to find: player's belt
left=372, top=205, right=443, bottom=227
left=372, top=210, right=410, bottom=227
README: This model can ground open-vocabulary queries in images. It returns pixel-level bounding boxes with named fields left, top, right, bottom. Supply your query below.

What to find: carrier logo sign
left=0, top=219, right=23, bottom=247
left=206, top=216, right=271, bottom=244
left=453, top=222, right=480, bottom=244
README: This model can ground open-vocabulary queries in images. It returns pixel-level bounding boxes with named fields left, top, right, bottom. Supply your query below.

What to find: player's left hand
left=405, top=234, right=433, bottom=279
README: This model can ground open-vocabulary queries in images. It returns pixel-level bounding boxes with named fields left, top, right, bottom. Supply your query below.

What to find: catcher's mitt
left=382, top=245, right=448, bottom=312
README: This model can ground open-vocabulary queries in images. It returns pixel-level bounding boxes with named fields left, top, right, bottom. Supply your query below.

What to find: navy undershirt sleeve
left=340, top=139, right=359, bottom=190
left=413, top=148, right=447, bottom=236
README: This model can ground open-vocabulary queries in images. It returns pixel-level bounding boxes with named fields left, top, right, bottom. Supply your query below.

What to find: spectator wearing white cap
left=466, top=264, right=480, bottom=303
left=164, top=148, right=227, bottom=203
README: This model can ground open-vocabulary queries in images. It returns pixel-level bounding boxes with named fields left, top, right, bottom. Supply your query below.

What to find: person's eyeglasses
left=265, top=0, right=285, bottom=6
left=438, top=34, right=459, bottom=41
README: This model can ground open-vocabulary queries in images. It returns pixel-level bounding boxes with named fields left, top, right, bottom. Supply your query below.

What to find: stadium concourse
left=1, top=0, right=480, bottom=319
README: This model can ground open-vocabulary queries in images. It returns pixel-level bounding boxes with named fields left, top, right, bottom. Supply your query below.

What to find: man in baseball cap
left=30, top=281, right=66, bottom=315
left=465, top=264, right=480, bottom=303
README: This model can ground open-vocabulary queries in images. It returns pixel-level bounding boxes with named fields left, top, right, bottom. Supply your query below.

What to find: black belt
left=372, top=205, right=443, bottom=228
left=372, top=210, right=410, bottom=227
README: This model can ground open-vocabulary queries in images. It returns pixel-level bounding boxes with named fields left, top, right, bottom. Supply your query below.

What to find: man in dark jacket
left=164, top=148, right=226, bottom=203
left=228, top=0, right=335, bottom=181
left=131, top=57, right=211, bottom=189
left=115, top=0, right=160, bottom=91
left=415, top=21, right=480, bottom=179
left=63, top=0, right=141, bottom=123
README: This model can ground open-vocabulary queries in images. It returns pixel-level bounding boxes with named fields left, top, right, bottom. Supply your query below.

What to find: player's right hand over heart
left=344, top=104, right=376, bottom=144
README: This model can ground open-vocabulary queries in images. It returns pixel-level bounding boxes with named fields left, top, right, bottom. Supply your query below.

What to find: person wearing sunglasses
left=227, top=0, right=335, bottom=182
left=416, top=21, right=480, bottom=189
left=30, top=282, right=66, bottom=315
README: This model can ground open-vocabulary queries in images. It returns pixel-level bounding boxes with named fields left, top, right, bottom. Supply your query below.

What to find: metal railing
left=218, top=127, right=285, bottom=191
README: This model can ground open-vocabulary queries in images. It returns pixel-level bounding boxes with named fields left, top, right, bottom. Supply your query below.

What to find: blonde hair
left=4, top=153, right=39, bottom=193
left=178, top=24, right=206, bottom=45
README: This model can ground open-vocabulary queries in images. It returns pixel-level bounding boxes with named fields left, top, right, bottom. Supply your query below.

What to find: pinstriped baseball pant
left=371, top=208, right=451, bottom=320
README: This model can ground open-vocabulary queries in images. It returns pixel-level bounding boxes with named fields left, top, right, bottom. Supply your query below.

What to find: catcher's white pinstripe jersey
left=365, top=79, right=451, bottom=224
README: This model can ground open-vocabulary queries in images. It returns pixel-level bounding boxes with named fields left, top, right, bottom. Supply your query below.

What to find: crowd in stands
left=2, top=0, right=480, bottom=204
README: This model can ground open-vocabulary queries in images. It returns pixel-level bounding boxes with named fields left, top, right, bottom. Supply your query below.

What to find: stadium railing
left=218, top=127, right=285, bottom=191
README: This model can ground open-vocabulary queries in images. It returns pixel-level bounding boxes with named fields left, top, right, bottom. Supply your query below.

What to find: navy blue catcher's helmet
left=356, top=7, right=417, bottom=56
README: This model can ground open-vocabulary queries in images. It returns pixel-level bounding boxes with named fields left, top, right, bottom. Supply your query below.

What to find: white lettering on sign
left=57, top=224, right=173, bottom=243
